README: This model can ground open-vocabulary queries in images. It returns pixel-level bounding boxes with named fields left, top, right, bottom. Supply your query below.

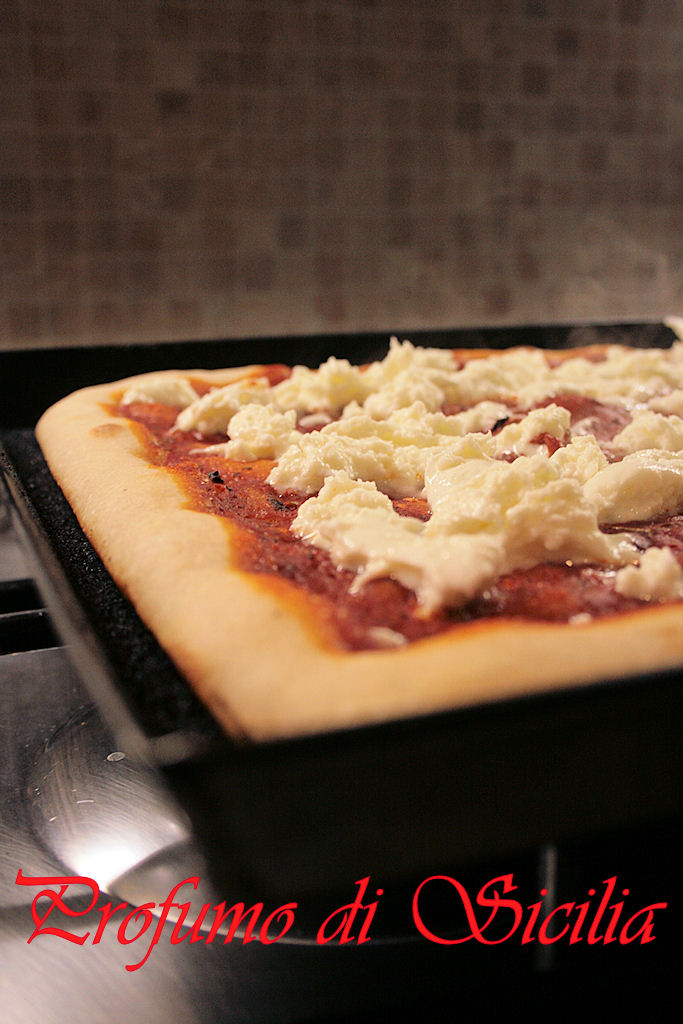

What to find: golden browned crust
left=36, top=355, right=683, bottom=741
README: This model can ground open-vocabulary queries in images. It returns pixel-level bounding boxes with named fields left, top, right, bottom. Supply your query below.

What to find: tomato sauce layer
left=119, top=398, right=683, bottom=651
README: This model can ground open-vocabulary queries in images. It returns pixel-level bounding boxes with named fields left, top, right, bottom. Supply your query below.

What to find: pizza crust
left=36, top=358, right=683, bottom=741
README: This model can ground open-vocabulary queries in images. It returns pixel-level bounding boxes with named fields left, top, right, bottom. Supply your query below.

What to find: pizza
left=35, top=332, right=683, bottom=741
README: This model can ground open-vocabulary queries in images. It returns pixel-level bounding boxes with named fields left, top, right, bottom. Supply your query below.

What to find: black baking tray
left=2, top=322, right=682, bottom=903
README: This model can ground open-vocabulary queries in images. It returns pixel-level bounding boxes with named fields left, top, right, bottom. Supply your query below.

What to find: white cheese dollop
left=549, top=434, right=608, bottom=484
left=613, top=410, right=683, bottom=454
left=212, top=405, right=299, bottom=461
left=269, top=357, right=369, bottom=415
left=269, top=430, right=426, bottom=499
left=582, top=449, right=683, bottom=524
left=176, top=378, right=271, bottom=435
left=122, top=377, right=199, bottom=409
left=615, top=546, right=683, bottom=601
left=648, top=390, right=683, bottom=416
left=551, top=345, right=683, bottom=405
left=440, top=347, right=553, bottom=407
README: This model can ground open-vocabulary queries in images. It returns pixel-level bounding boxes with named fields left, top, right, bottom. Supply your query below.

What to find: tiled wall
left=1, top=0, right=681, bottom=349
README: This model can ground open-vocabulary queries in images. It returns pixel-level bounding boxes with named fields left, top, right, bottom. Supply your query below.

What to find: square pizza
left=36, top=331, right=683, bottom=740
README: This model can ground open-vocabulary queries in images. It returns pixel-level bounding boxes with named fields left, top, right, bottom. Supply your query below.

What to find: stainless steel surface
left=26, top=704, right=197, bottom=895
left=0, top=498, right=31, bottom=582
left=0, top=651, right=366, bottom=1023
left=0, top=649, right=84, bottom=905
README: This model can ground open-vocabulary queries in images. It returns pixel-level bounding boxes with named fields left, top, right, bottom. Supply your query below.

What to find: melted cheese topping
left=615, top=547, right=683, bottom=601
left=151, top=335, right=683, bottom=611
left=123, top=377, right=199, bottom=409
left=613, top=410, right=683, bottom=453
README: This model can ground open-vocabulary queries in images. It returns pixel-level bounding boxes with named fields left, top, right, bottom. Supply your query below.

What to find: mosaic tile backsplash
left=1, top=0, right=682, bottom=349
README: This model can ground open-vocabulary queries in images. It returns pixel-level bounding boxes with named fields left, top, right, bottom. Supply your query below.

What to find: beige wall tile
left=1, top=0, right=681, bottom=349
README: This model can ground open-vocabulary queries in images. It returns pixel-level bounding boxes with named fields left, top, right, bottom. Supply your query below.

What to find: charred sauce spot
left=267, top=495, right=301, bottom=513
